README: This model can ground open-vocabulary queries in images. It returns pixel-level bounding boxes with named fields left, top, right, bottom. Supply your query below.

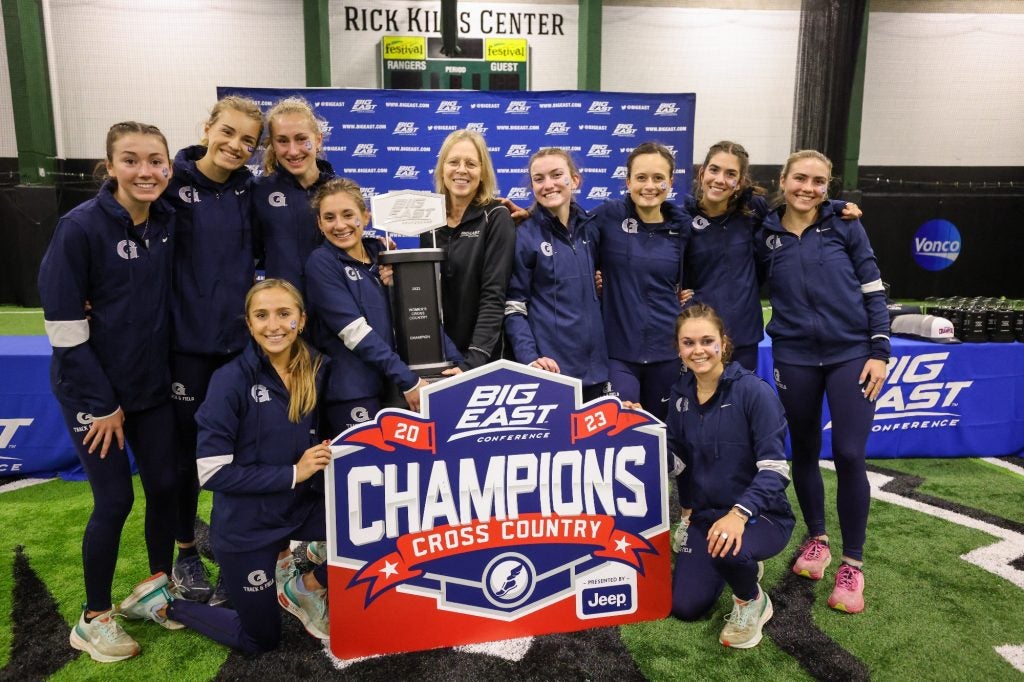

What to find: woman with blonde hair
left=253, top=96, right=335, bottom=296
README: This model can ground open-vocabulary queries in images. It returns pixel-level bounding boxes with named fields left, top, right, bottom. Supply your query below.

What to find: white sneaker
left=719, top=586, right=773, bottom=649
left=118, top=572, right=184, bottom=630
left=278, top=574, right=329, bottom=640
left=671, top=518, right=690, bottom=553
left=69, top=609, right=140, bottom=662
left=276, top=555, right=298, bottom=602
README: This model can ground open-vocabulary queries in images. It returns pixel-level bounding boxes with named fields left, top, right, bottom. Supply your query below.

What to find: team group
left=37, top=93, right=890, bottom=661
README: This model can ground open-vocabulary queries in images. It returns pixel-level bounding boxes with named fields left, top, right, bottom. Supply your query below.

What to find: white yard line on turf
left=0, top=477, right=55, bottom=493
left=994, top=644, right=1024, bottom=673
left=981, top=457, right=1024, bottom=477
left=326, top=636, right=534, bottom=669
left=822, top=461, right=1024, bottom=590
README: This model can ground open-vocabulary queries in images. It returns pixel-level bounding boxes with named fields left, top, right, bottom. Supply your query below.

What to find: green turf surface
left=870, top=457, right=1024, bottom=524
left=0, top=307, right=43, bottom=335
left=3, top=459, right=1021, bottom=680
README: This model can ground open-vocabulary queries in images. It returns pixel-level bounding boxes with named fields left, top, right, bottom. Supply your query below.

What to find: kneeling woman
left=305, top=178, right=461, bottom=435
left=119, top=280, right=333, bottom=652
left=667, top=304, right=794, bottom=649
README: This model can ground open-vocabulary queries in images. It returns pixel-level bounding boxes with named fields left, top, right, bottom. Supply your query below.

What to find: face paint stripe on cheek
left=162, top=167, right=169, bottom=178
left=290, top=319, right=298, bottom=330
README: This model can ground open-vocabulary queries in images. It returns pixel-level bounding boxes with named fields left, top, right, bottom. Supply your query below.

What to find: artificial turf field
left=2, top=309, right=1023, bottom=680
left=2, top=457, right=1022, bottom=680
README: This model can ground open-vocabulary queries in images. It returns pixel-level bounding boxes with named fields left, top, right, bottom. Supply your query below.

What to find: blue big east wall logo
left=912, top=219, right=962, bottom=271
left=326, top=361, right=668, bottom=625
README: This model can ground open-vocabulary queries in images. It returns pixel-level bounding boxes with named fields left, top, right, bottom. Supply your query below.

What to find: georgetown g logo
left=250, top=385, right=271, bottom=403
left=268, top=192, right=287, bottom=207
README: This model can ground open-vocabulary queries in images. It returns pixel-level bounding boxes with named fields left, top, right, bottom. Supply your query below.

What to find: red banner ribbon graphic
left=348, top=513, right=656, bottom=605
left=342, top=414, right=436, bottom=453
left=570, top=400, right=654, bottom=443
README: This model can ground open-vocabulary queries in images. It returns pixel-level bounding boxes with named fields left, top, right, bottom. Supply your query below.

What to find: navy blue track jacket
left=306, top=238, right=462, bottom=403
left=682, top=193, right=766, bottom=349
left=166, top=145, right=255, bottom=356
left=195, top=340, right=326, bottom=553
left=591, top=196, right=689, bottom=364
left=252, top=160, right=335, bottom=296
left=38, top=182, right=175, bottom=417
left=757, top=202, right=890, bottom=366
left=666, top=362, right=794, bottom=529
left=504, top=203, right=608, bottom=387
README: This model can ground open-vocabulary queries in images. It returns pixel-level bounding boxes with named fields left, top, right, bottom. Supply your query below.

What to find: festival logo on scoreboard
left=325, top=360, right=670, bottom=657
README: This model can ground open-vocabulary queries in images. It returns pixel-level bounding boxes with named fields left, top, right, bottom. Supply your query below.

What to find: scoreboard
left=381, top=36, right=528, bottom=91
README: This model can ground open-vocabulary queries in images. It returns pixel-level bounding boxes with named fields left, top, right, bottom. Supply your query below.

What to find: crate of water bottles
left=924, top=297, right=1024, bottom=342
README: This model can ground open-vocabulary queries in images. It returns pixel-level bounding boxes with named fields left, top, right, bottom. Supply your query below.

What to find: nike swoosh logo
left=660, top=397, right=670, bottom=403
left=721, top=403, right=732, bottom=408
left=817, top=227, right=832, bottom=233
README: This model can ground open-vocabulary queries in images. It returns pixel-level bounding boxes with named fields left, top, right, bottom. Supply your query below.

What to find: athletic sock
left=177, top=545, right=198, bottom=560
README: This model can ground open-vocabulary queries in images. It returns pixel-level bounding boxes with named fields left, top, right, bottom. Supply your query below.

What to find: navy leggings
left=167, top=504, right=328, bottom=654
left=773, top=358, right=874, bottom=562
left=672, top=513, right=792, bottom=620
left=171, top=352, right=234, bottom=543
left=608, top=357, right=681, bottom=422
left=730, top=344, right=759, bottom=374
left=62, top=401, right=177, bottom=613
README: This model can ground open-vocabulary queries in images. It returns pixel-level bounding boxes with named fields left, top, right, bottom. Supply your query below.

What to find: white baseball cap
left=890, top=314, right=961, bottom=344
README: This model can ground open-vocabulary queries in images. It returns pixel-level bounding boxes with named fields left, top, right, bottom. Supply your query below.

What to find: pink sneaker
left=792, top=538, right=832, bottom=580
left=828, top=563, right=865, bottom=613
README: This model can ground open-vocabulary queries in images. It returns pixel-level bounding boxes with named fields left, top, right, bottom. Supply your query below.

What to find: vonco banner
left=218, top=87, right=695, bottom=240
left=325, top=360, right=671, bottom=658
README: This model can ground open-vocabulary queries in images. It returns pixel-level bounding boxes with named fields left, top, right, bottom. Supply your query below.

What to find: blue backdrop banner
left=218, top=87, right=696, bottom=243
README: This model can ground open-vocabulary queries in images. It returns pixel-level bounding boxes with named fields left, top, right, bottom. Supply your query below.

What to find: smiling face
left=317, top=190, right=367, bottom=256
left=106, top=132, right=171, bottom=213
left=781, top=157, right=830, bottom=217
left=677, top=317, right=725, bottom=379
left=530, top=153, right=578, bottom=220
left=626, top=152, right=672, bottom=215
left=442, top=139, right=483, bottom=204
left=246, top=286, right=304, bottom=362
left=201, top=107, right=261, bottom=179
left=699, top=151, right=742, bottom=214
left=269, top=112, right=321, bottom=184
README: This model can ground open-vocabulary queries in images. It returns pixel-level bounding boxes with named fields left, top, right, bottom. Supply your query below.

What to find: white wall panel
left=860, top=11, right=1024, bottom=165
left=0, top=9, right=20, bottom=158
left=602, top=6, right=800, bottom=167
left=45, top=0, right=305, bottom=159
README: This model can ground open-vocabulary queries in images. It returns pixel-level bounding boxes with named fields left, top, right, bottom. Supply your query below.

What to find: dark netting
left=790, top=0, right=868, bottom=170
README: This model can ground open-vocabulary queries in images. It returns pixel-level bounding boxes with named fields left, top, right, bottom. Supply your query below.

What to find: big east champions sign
left=325, top=360, right=671, bottom=658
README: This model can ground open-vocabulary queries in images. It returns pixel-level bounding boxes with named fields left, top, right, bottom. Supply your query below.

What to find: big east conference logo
left=325, top=361, right=670, bottom=658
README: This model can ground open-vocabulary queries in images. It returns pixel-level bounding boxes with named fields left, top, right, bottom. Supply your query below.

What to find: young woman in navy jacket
left=682, top=141, right=863, bottom=372
left=590, top=142, right=689, bottom=420
left=756, top=150, right=889, bottom=614
left=504, top=148, right=610, bottom=400
left=306, top=178, right=462, bottom=435
left=164, top=96, right=264, bottom=600
left=39, top=122, right=178, bottom=662
left=117, top=279, right=333, bottom=652
left=252, top=96, right=335, bottom=297
left=667, top=304, right=794, bottom=649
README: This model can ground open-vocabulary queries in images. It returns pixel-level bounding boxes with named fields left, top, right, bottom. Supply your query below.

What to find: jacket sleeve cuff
left=870, top=334, right=891, bottom=360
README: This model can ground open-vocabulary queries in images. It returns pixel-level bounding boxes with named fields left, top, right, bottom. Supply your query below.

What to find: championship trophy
left=370, top=190, right=455, bottom=378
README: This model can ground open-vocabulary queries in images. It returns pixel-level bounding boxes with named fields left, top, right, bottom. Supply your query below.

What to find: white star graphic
left=614, top=536, right=631, bottom=553
left=380, top=560, right=399, bottom=578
